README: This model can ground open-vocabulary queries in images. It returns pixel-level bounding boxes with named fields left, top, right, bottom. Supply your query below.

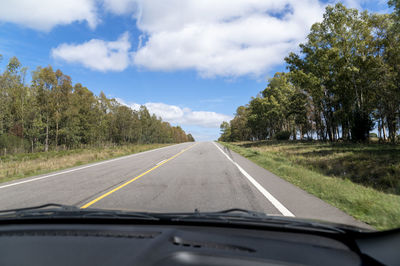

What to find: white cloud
left=124, top=0, right=327, bottom=77
left=0, top=0, right=98, bottom=31
left=183, top=110, right=232, bottom=128
left=102, top=0, right=138, bottom=15
left=116, top=99, right=232, bottom=128
left=11, top=0, right=377, bottom=76
left=144, top=102, right=186, bottom=121
left=51, top=32, right=131, bottom=71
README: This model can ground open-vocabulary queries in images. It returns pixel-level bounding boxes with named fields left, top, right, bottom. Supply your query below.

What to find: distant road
left=0, top=142, right=367, bottom=228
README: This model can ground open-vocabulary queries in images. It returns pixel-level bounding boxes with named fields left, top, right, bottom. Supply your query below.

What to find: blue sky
left=0, top=0, right=389, bottom=141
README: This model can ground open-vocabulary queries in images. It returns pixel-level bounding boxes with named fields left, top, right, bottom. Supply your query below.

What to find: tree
left=389, top=0, right=400, bottom=18
left=287, top=85, right=311, bottom=140
left=218, top=121, right=231, bottom=141
left=0, top=55, right=198, bottom=154
left=372, top=12, right=400, bottom=143
left=245, top=73, right=296, bottom=140
left=286, top=4, right=377, bottom=141
left=187, top=134, right=195, bottom=142
left=230, top=106, right=251, bottom=141
left=32, top=66, right=57, bottom=151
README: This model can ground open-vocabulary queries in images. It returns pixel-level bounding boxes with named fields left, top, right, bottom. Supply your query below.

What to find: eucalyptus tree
left=229, top=106, right=251, bottom=141
left=219, top=121, right=232, bottom=142
left=370, top=12, right=400, bottom=143
left=32, top=66, right=58, bottom=151
left=286, top=3, right=377, bottom=141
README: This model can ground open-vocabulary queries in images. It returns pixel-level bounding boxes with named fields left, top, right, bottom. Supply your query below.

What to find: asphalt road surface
left=0, top=142, right=367, bottom=228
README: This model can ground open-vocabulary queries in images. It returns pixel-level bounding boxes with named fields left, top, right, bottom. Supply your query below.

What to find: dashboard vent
left=171, top=236, right=255, bottom=253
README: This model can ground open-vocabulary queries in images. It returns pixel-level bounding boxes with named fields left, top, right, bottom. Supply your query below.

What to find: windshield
left=0, top=0, right=399, bottom=232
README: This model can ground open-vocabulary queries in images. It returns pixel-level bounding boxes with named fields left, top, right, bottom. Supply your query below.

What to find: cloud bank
left=0, top=0, right=98, bottom=31
left=130, top=0, right=326, bottom=77
left=2, top=0, right=379, bottom=77
left=117, top=99, right=232, bottom=128
left=52, top=0, right=326, bottom=77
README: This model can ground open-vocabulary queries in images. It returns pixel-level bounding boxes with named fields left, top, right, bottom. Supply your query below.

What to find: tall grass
left=220, top=141, right=400, bottom=230
left=0, top=143, right=171, bottom=184
left=239, top=141, right=400, bottom=194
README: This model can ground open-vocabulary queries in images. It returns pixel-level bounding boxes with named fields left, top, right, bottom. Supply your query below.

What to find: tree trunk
left=327, top=125, right=333, bottom=142
left=300, top=127, right=303, bottom=140
left=382, top=122, right=387, bottom=141
left=378, top=119, right=382, bottom=140
left=336, top=126, right=340, bottom=140
left=387, top=115, right=397, bottom=144
left=45, top=116, right=49, bottom=152
left=55, top=121, right=58, bottom=150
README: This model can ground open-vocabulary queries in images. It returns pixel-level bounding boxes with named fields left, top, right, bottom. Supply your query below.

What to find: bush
left=0, top=134, right=30, bottom=155
left=275, top=131, right=291, bottom=140
left=370, top=132, right=378, bottom=138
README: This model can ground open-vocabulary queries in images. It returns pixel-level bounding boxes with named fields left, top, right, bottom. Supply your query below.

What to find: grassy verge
left=219, top=141, right=400, bottom=230
left=0, top=143, right=172, bottom=184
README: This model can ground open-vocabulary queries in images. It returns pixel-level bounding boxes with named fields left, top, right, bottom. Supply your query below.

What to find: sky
left=0, top=0, right=390, bottom=141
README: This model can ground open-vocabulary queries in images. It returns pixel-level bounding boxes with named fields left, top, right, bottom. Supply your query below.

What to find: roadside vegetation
left=0, top=143, right=171, bottom=184
left=0, top=55, right=194, bottom=157
left=220, top=141, right=400, bottom=230
left=0, top=53, right=195, bottom=182
left=218, top=1, right=400, bottom=230
left=219, top=3, right=400, bottom=145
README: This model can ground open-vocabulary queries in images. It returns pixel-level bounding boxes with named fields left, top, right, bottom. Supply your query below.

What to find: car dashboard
left=0, top=222, right=373, bottom=266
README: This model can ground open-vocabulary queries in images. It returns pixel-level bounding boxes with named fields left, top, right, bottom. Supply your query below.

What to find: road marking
left=213, top=142, right=294, bottom=217
left=80, top=143, right=198, bottom=209
left=0, top=144, right=188, bottom=190
left=156, top=159, right=167, bottom=165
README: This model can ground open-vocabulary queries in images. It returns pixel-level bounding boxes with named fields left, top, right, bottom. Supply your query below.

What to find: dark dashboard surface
left=0, top=223, right=365, bottom=266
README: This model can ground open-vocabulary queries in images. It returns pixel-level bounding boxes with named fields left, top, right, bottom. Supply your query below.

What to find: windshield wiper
left=0, top=205, right=367, bottom=233
left=0, top=203, right=159, bottom=221
left=161, top=208, right=351, bottom=234
left=0, top=203, right=79, bottom=213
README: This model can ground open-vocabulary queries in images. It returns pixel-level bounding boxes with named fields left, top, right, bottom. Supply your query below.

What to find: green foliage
left=0, top=133, right=30, bottom=154
left=230, top=106, right=251, bottom=141
left=389, top=0, right=400, bottom=17
left=0, top=58, right=194, bottom=155
left=187, top=134, right=195, bottom=142
left=221, top=3, right=400, bottom=144
left=218, top=121, right=231, bottom=141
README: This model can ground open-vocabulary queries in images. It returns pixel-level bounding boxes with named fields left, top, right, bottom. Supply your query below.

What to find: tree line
left=0, top=57, right=194, bottom=155
left=220, top=2, right=400, bottom=143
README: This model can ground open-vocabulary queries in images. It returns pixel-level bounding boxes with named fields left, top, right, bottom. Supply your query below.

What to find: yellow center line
left=80, top=143, right=198, bottom=209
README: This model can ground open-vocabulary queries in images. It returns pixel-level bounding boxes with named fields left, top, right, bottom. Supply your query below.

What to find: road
left=0, top=142, right=367, bottom=228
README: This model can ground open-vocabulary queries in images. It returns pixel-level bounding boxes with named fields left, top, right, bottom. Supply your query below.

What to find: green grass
left=0, top=143, right=172, bottom=184
left=219, top=141, right=400, bottom=231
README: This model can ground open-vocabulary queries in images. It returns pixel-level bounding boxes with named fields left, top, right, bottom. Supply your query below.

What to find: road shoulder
left=216, top=142, right=372, bottom=229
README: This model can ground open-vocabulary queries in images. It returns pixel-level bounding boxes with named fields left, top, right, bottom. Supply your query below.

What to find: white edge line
left=213, top=142, right=295, bottom=217
left=0, top=143, right=188, bottom=189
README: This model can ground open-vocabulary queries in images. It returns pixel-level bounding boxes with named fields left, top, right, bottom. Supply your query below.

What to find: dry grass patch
left=0, top=144, right=171, bottom=183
